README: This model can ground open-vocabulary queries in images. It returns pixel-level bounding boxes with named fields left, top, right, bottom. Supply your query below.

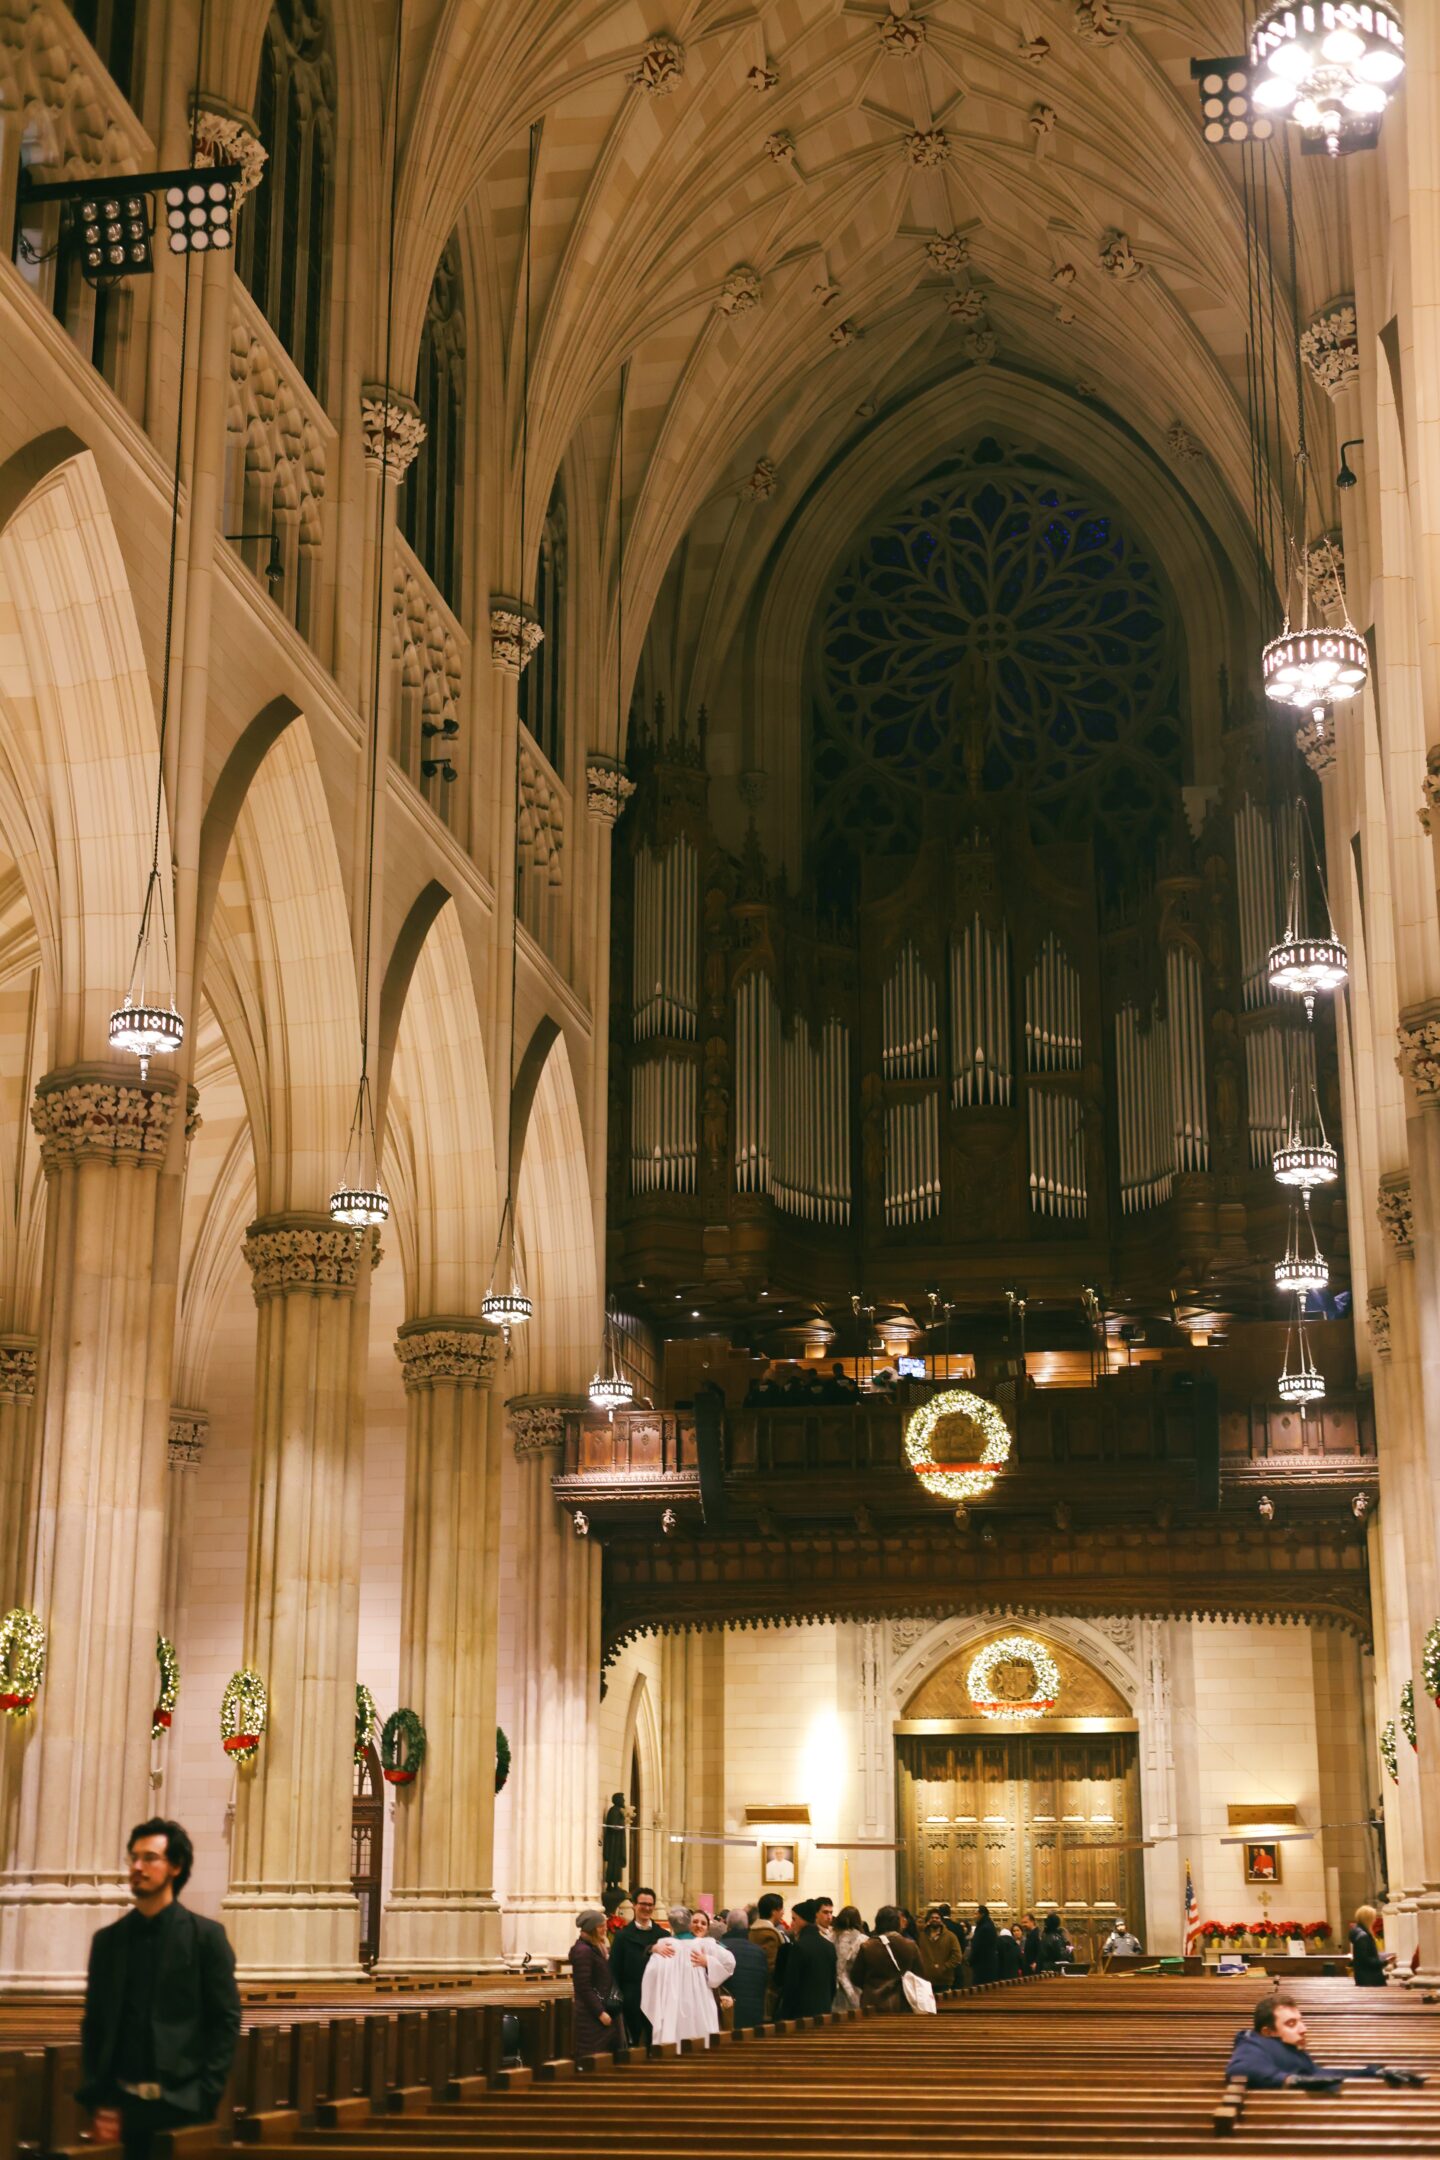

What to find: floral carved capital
left=1366, top=1287, right=1391, bottom=1359
left=243, top=1217, right=364, bottom=1299
left=490, top=601, right=544, bottom=676
left=168, top=1406, right=208, bottom=1468
left=360, top=386, right=425, bottom=479
left=31, top=1070, right=177, bottom=1168
left=716, top=265, right=762, bottom=316
left=1396, top=1007, right=1440, bottom=1098
left=510, top=1404, right=568, bottom=1455
left=394, top=1318, right=496, bottom=1392
left=191, top=104, right=268, bottom=202
left=878, top=16, right=925, bottom=55
left=1299, top=300, right=1358, bottom=398
left=906, top=129, right=949, bottom=168
left=1378, top=1173, right=1413, bottom=1253
left=0, top=1336, right=37, bottom=1403
left=926, top=233, right=969, bottom=273
left=585, top=756, right=636, bottom=824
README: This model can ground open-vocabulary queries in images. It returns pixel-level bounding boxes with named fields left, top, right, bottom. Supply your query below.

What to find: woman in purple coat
left=569, top=1909, right=622, bottom=2058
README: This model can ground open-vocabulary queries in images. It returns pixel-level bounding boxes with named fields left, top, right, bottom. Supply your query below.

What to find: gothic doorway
left=352, top=1741, right=384, bottom=1966
left=627, top=1742, right=641, bottom=1890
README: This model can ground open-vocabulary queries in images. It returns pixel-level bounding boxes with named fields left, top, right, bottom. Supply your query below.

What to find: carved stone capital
left=360, top=386, right=425, bottom=478
left=1378, top=1173, right=1413, bottom=1253
left=1303, top=532, right=1346, bottom=618
left=1421, top=760, right=1440, bottom=835
left=0, top=1336, right=37, bottom=1402
left=1396, top=1003, right=1440, bottom=1098
left=509, top=1399, right=572, bottom=1455
left=191, top=101, right=268, bottom=202
left=1300, top=299, right=1358, bottom=398
left=585, top=756, right=635, bottom=823
left=490, top=599, right=544, bottom=676
left=394, top=1317, right=497, bottom=1392
left=243, top=1215, right=365, bottom=1300
left=1367, top=1287, right=1391, bottom=1359
left=168, top=1406, right=208, bottom=1468
left=31, top=1067, right=178, bottom=1169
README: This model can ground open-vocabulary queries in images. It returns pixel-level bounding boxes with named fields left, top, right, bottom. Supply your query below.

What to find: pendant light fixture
left=589, top=1309, right=634, bottom=1411
left=1272, top=1039, right=1339, bottom=1190
left=1268, top=800, right=1348, bottom=1015
left=482, top=121, right=541, bottom=1342
left=1259, top=134, right=1368, bottom=727
left=1278, top=1306, right=1325, bottom=1405
left=1249, top=3, right=1405, bottom=157
left=331, top=2, right=406, bottom=1229
left=1275, top=1191, right=1328, bottom=1294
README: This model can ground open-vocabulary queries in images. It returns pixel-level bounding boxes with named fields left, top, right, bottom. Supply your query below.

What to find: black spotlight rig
left=17, top=162, right=242, bottom=288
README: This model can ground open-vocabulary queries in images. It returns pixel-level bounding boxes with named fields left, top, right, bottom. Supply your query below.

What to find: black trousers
left=119, top=2096, right=198, bottom=2160
left=620, top=1993, right=651, bottom=2048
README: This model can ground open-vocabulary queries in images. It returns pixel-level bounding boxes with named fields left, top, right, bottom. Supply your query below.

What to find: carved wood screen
left=351, top=1741, right=385, bottom=1966
left=896, top=1731, right=1143, bottom=1961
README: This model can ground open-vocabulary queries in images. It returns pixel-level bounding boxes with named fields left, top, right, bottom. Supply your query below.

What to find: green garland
left=152, top=1635, right=180, bottom=1736
left=0, top=1606, right=46, bottom=1717
left=495, top=1725, right=511, bottom=1794
left=381, top=1706, right=427, bottom=1783
left=1424, top=1623, right=1440, bottom=1706
left=1381, top=1719, right=1399, bottom=1785
left=1401, top=1679, right=1417, bottom=1751
left=221, top=1667, right=268, bottom=1762
left=355, top=1682, right=377, bottom=1763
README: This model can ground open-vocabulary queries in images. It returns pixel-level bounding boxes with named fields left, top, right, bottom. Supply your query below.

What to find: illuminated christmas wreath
left=381, top=1706, right=427, bottom=1784
left=1401, top=1680, right=1417, bottom=1751
left=967, top=1635, right=1061, bottom=1718
left=904, top=1389, right=1012, bottom=1501
left=0, top=1606, right=45, bottom=1717
left=1424, top=1623, right=1440, bottom=1707
left=152, top=1635, right=180, bottom=1736
left=1380, top=1719, right=1398, bottom=1786
left=220, top=1668, right=267, bottom=1762
left=355, top=1682, right=377, bottom=1763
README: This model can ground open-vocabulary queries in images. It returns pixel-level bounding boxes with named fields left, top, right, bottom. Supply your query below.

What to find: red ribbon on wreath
left=153, top=1709, right=172, bottom=1730
left=382, top=1767, right=416, bottom=1785
left=222, top=1734, right=259, bottom=1753
left=0, top=1692, right=33, bottom=1712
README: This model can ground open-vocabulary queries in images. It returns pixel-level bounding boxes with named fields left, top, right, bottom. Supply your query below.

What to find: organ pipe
left=1027, top=1088, right=1086, bottom=1219
left=1233, top=799, right=1298, bottom=1012
left=1024, top=934, right=1082, bottom=1072
left=951, top=915, right=1013, bottom=1105
left=732, top=971, right=851, bottom=1222
left=629, top=1052, right=696, bottom=1194
left=883, top=944, right=939, bottom=1079
left=1245, top=1023, right=1311, bottom=1169
left=633, top=838, right=699, bottom=1040
left=884, top=1092, right=941, bottom=1226
left=1165, top=946, right=1210, bottom=1175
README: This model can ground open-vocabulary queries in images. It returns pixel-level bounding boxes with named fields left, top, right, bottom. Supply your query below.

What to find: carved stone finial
left=630, top=35, right=685, bottom=94
left=511, top=1404, right=568, bottom=1454
left=490, top=600, right=544, bottom=676
left=716, top=265, right=762, bottom=316
left=585, top=755, right=636, bottom=823
left=168, top=1406, right=208, bottom=1468
left=1100, top=231, right=1143, bottom=281
left=1366, top=1287, right=1391, bottom=1359
left=1397, top=1007, right=1440, bottom=1098
left=360, top=386, right=425, bottom=478
left=394, top=1317, right=496, bottom=1392
left=243, top=1217, right=365, bottom=1300
left=0, top=1336, right=37, bottom=1403
left=32, top=1070, right=178, bottom=1169
left=1299, top=299, right=1358, bottom=398
left=905, top=128, right=949, bottom=168
left=191, top=103, right=268, bottom=202
left=1377, top=1172, right=1413, bottom=1252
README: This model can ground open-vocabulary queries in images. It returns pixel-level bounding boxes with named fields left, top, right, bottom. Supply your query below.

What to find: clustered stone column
left=0, top=1069, right=176, bottom=1991
left=379, top=1319, right=502, bottom=1973
left=505, top=1401, right=602, bottom=1956
left=221, top=1217, right=371, bottom=1981
left=0, top=1336, right=38, bottom=1615
left=161, top=1408, right=207, bottom=1643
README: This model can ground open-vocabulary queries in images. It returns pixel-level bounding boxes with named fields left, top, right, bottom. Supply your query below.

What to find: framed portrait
left=1243, top=1840, right=1282, bottom=1885
left=762, top=1840, right=798, bottom=1885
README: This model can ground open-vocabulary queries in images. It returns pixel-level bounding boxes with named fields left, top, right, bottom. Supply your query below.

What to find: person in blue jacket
left=1225, top=1993, right=1424, bottom=2089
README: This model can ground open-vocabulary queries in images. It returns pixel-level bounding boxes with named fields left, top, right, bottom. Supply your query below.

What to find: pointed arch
left=619, top=1667, right=662, bottom=1892
left=513, top=1024, right=596, bottom=1395
left=887, top=1611, right=1142, bottom=1719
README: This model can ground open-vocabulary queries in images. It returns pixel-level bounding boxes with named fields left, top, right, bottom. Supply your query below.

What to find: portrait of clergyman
left=762, top=1840, right=798, bottom=1884
left=1243, top=1839, right=1281, bottom=1885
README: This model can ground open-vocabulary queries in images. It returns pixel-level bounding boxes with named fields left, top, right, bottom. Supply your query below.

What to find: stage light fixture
left=163, top=177, right=234, bottom=255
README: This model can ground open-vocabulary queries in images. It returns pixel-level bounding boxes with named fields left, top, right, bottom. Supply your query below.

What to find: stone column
left=160, top=1409, right=207, bottom=1642
left=505, top=1401, right=601, bottom=1957
left=1366, top=1238, right=1421, bottom=1963
left=378, top=1319, right=502, bottom=1972
left=0, top=1337, right=38, bottom=1614
left=0, top=1069, right=176, bottom=1992
left=221, top=1217, right=370, bottom=1981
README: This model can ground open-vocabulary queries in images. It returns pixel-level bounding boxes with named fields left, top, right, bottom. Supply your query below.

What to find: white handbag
left=884, top=1934, right=938, bottom=2014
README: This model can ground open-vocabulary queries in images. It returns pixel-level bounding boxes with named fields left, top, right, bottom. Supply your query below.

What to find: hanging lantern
left=112, top=866, right=184, bottom=1081
left=1278, top=1312, right=1325, bottom=1405
left=1267, top=932, right=1348, bottom=1010
left=1273, top=1049, right=1339, bottom=1190
left=590, top=1310, right=634, bottom=1409
left=1274, top=1197, right=1329, bottom=1295
left=329, top=1075, right=388, bottom=1227
left=481, top=1195, right=531, bottom=1338
left=1261, top=623, right=1368, bottom=719
left=1249, top=3, right=1405, bottom=156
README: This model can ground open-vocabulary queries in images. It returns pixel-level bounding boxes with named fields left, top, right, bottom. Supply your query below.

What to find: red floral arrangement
left=1303, top=1921, right=1332, bottom=1943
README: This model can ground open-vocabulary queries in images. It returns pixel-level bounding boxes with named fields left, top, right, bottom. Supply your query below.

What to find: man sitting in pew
left=1226, top=1992, right=1426, bottom=2089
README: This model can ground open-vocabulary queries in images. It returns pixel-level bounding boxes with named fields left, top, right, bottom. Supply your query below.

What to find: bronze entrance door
left=896, top=1731, right=1143, bottom=1961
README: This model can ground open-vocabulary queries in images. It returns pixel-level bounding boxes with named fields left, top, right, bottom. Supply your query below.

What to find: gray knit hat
left=576, top=1908, right=607, bottom=1934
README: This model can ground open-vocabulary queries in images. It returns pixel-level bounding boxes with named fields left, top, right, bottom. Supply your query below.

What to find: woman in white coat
left=640, top=1905, right=736, bottom=2047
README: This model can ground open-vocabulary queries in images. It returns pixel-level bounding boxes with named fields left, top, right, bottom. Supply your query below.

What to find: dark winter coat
left=967, top=1912, right=1000, bottom=1984
left=780, top=1924, right=838, bottom=2018
left=78, top=1902, right=240, bottom=2120
left=720, top=1928, right=770, bottom=2028
left=997, top=1931, right=1023, bottom=1980
left=1224, top=2028, right=1384, bottom=2088
left=569, top=1935, right=620, bottom=2058
left=1350, top=1923, right=1388, bottom=1986
left=847, top=1932, right=922, bottom=2013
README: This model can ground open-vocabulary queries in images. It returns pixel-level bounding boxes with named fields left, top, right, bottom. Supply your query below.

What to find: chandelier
left=1250, top=4, right=1405, bottom=156
left=1278, top=1311, right=1325, bottom=1405
left=1275, top=1194, right=1328, bottom=1294
left=1261, top=622, right=1368, bottom=723
left=1273, top=1050, right=1338, bottom=1190
left=1267, top=811, right=1348, bottom=1016
left=590, top=1307, right=634, bottom=1410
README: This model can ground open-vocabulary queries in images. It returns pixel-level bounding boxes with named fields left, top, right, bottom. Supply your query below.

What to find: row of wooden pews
left=3, top=1970, right=1438, bottom=2158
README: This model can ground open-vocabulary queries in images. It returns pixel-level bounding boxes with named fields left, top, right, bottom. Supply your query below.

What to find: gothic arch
left=888, top=1611, right=1142, bottom=1720
left=512, top=1025, right=596, bottom=1395
left=619, top=1667, right=662, bottom=1890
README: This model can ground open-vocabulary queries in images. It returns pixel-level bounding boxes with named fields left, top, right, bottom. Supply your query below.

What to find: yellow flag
left=842, top=1857, right=853, bottom=1909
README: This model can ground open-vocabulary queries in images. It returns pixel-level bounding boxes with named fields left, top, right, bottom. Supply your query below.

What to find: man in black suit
left=79, top=1818, right=241, bottom=2160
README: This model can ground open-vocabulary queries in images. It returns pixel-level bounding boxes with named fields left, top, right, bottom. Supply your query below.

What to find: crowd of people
left=570, top=1892, right=1106, bottom=2057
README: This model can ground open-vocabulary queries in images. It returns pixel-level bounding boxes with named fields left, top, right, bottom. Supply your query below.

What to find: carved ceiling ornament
left=747, top=61, right=780, bottom=92
left=764, top=130, right=797, bottom=164
left=964, top=325, right=997, bottom=363
left=1019, top=35, right=1051, bottom=63
left=905, top=128, right=949, bottom=168
left=1377, top=1172, right=1413, bottom=1252
left=878, top=15, right=926, bottom=57
left=946, top=286, right=986, bottom=324
left=1299, top=300, right=1359, bottom=398
left=1166, top=422, right=1203, bottom=462
left=243, top=1219, right=365, bottom=1299
left=359, top=386, right=425, bottom=478
left=31, top=1072, right=177, bottom=1168
left=926, top=233, right=970, bottom=273
left=1100, top=231, right=1143, bottom=280
left=829, top=318, right=861, bottom=347
left=743, top=455, right=778, bottom=500
left=716, top=265, right=762, bottom=315
left=585, top=756, right=637, bottom=823
left=0, top=1337, right=37, bottom=1403
left=1030, top=103, right=1057, bottom=137
left=1074, top=0, right=1123, bottom=43
left=629, top=35, right=685, bottom=94
left=394, top=1319, right=497, bottom=1392
left=1367, top=1287, right=1391, bottom=1359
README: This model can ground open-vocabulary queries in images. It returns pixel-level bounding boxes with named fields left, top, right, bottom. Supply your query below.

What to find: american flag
left=1184, top=1859, right=1200, bottom=1949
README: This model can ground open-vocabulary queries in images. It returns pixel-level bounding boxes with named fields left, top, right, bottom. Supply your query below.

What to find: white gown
left=640, top=1935, right=737, bottom=2045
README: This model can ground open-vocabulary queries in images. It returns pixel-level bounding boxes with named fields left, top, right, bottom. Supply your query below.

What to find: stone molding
left=1377, top=1173, right=1413, bottom=1253
left=490, top=600, right=544, bottom=676
left=168, top=1406, right=209, bottom=1468
left=31, top=1068, right=178, bottom=1168
left=1366, top=1288, right=1391, bottom=1359
left=393, top=1317, right=497, bottom=1392
left=191, top=102, right=268, bottom=201
left=1396, top=1003, right=1440, bottom=1098
left=585, top=756, right=636, bottom=823
left=243, top=1216, right=365, bottom=1300
left=1299, top=299, right=1358, bottom=398
left=0, top=1336, right=37, bottom=1403
left=359, top=385, right=425, bottom=478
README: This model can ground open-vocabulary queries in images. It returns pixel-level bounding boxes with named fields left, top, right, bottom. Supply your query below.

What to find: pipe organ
left=1245, top=1024, right=1316, bottom=1171
left=1025, top=935, right=1084, bottom=1072
left=951, top=915, right=1013, bottom=1106
left=1027, top=1088, right=1087, bottom=1220
left=885, top=1093, right=941, bottom=1226
left=1234, top=797, right=1298, bottom=1011
left=633, top=838, right=698, bottom=1039
left=883, top=945, right=939, bottom=1078
left=629, top=1052, right=696, bottom=1193
left=1115, top=1000, right=1173, bottom=1214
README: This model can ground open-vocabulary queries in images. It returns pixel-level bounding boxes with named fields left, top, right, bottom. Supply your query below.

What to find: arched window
left=239, top=0, right=335, bottom=398
left=401, top=241, right=465, bottom=610
left=70, top=0, right=144, bottom=106
left=518, top=480, right=566, bottom=773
